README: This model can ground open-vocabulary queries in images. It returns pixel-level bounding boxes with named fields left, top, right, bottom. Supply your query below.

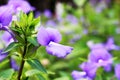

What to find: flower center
left=98, top=59, right=104, bottom=63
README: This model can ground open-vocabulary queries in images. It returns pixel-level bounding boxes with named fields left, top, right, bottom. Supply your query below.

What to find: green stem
left=17, top=34, right=27, bottom=80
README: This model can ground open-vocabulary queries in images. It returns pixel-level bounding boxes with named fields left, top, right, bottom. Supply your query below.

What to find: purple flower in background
left=1, top=31, right=14, bottom=46
left=88, top=48, right=113, bottom=72
left=87, top=41, right=104, bottom=50
left=37, top=27, right=73, bottom=58
left=80, top=62, right=98, bottom=78
left=66, top=14, right=78, bottom=25
left=0, top=50, right=8, bottom=62
left=45, top=20, right=57, bottom=27
left=35, top=11, right=41, bottom=18
left=10, top=58, right=19, bottom=71
left=0, top=5, right=13, bottom=30
left=87, top=37, right=120, bottom=51
left=71, top=70, right=93, bottom=80
left=115, top=64, right=120, bottom=80
left=44, top=10, right=52, bottom=18
left=105, top=37, right=120, bottom=50
left=8, top=0, right=34, bottom=13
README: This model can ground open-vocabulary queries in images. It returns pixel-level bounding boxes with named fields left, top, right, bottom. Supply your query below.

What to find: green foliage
left=0, top=69, right=14, bottom=80
left=4, top=42, right=21, bottom=53
left=27, top=59, right=47, bottom=73
left=27, top=37, right=39, bottom=47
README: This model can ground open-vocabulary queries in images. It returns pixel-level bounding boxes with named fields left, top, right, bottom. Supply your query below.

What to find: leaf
left=19, top=11, right=28, bottom=28
left=28, top=12, right=34, bottom=24
left=54, top=76, right=70, bottom=80
left=27, top=37, right=39, bottom=46
left=25, top=69, right=40, bottom=77
left=36, top=74, right=45, bottom=80
left=0, top=69, right=14, bottom=80
left=3, top=42, right=21, bottom=53
left=27, top=59, right=47, bottom=73
left=30, top=17, right=40, bottom=29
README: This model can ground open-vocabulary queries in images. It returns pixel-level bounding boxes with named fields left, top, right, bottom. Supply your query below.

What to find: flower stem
left=17, top=35, right=27, bottom=80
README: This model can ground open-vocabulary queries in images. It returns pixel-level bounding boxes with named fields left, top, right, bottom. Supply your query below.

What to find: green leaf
left=27, top=59, right=47, bottom=73
left=19, top=11, right=28, bottom=28
left=25, top=69, right=40, bottom=77
left=27, top=37, right=39, bottom=46
left=36, top=74, right=45, bottom=80
left=28, top=12, right=34, bottom=24
left=73, top=0, right=85, bottom=7
left=0, top=69, right=14, bottom=80
left=4, top=42, right=21, bottom=53
left=30, top=17, right=40, bottom=29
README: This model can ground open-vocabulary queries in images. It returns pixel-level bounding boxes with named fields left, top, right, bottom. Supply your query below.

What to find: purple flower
left=1, top=31, right=14, bottom=46
left=115, top=64, right=120, bottom=80
left=71, top=70, right=93, bottom=80
left=44, top=10, right=52, bottom=18
left=45, top=20, right=57, bottom=27
left=37, top=27, right=73, bottom=58
left=10, top=58, right=19, bottom=71
left=46, top=42, right=73, bottom=58
left=0, top=50, right=8, bottom=62
left=87, top=41, right=104, bottom=50
left=0, top=5, right=13, bottom=30
left=66, top=14, right=78, bottom=25
left=87, top=37, right=120, bottom=51
left=80, top=62, right=98, bottom=78
left=88, top=48, right=113, bottom=72
left=8, top=0, right=34, bottom=13
left=105, top=37, right=120, bottom=50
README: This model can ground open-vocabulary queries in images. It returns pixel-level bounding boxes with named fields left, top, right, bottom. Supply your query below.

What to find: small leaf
left=0, top=69, right=14, bottom=80
left=30, top=17, right=40, bottom=29
left=10, top=26, right=21, bottom=33
left=25, top=69, right=40, bottom=77
left=27, top=59, right=47, bottom=73
left=36, top=74, right=45, bottom=80
left=28, top=12, right=34, bottom=24
left=3, top=42, right=21, bottom=53
left=27, top=37, right=39, bottom=46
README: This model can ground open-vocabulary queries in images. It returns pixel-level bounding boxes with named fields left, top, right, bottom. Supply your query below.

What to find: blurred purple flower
left=10, top=58, right=19, bottom=71
left=0, top=5, right=13, bottom=30
left=105, top=37, right=120, bottom=50
left=45, top=20, right=57, bottom=27
left=69, top=34, right=81, bottom=44
left=87, top=37, right=120, bottom=51
left=0, top=50, right=8, bottom=62
left=115, top=64, right=120, bottom=80
left=1, top=31, right=14, bottom=46
left=80, top=62, right=98, bottom=78
left=66, top=14, right=78, bottom=25
left=71, top=70, right=93, bottom=80
left=37, top=27, right=73, bottom=58
left=88, top=48, right=113, bottom=72
left=44, top=10, right=52, bottom=18
left=35, top=11, right=41, bottom=18
left=8, top=0, right=34, bottom=13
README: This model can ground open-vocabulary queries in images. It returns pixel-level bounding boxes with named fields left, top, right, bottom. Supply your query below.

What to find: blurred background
left=0, top=0, right=120, bottom=80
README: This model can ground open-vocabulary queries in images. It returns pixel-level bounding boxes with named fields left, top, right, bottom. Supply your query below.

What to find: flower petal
left=71, top=70, right=86, bottom=80
left=8, top=0, right=34, bottom=13
left=88, top=48, right=112, bottom=63
left=115, top=64, right=120, bottom=80
left=46, top=42, right=73, bottom=58
left=80, top=62, right=98, bottom=78
left=10, top=58, right=19, bottom=71
left=46, top=27, right=62, bottom=43
left=0, top=50, right=8, bottom=62
left=37, top=27, right=50, bottom=46
left=0, top=5, right=13, bottom=26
